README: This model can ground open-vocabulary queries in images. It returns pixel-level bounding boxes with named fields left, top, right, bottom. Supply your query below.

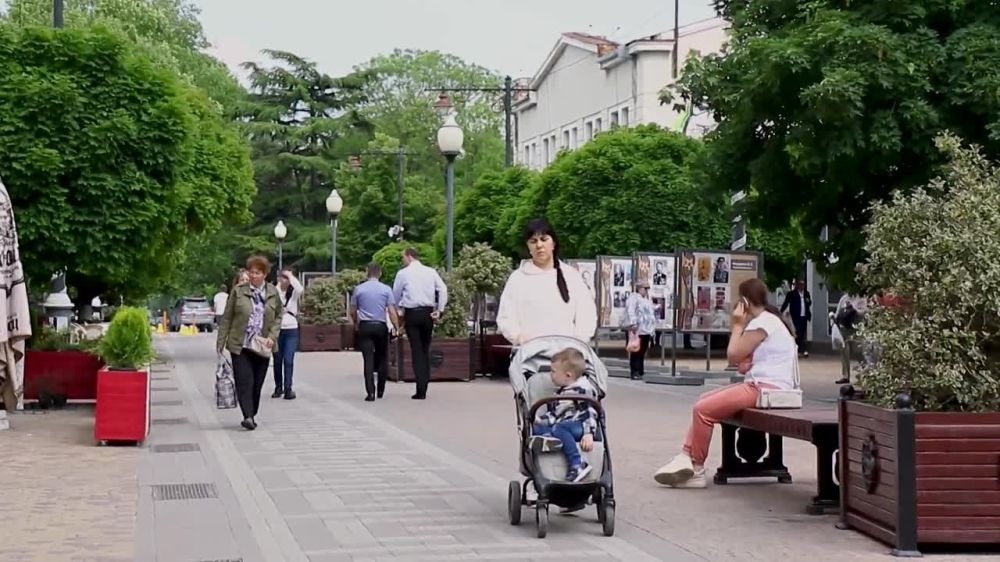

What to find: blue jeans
left=533, top=421, right=586, bottom=468
left=273, top=328, right=299, bottom=391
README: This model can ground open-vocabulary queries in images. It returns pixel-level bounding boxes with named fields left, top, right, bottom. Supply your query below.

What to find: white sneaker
left=669, top=468, right=707, bottom=489
left=653, top=453, right=695, bottom=486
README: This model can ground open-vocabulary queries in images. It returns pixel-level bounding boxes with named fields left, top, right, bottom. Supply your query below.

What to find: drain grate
left=151, top=483, right=217, bottom=501
left=152, top=417, right=188, bottom=425
left=198, top=559, right=242, bottom=562
left=151, top=376, right=171, bottom=381
left=151, top=399, right=183, bottom=406
left=151, top=443, right=200, bottom=453
left=151, top=386, right=179, bottom=392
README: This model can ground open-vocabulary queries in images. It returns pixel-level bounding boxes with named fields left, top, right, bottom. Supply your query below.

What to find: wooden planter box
left=299, top=323, right=344, bottom=352
left=388, top=336, right=473, bottom=382
left=24, top=350, right=104, bottom=401
left=838, top=390, right=1000, bottom=555
left=477, top=333, right=512, bottom=377
left=340, top=323, right=355, bottom=351
left=94, top=367, right=150, bottom=445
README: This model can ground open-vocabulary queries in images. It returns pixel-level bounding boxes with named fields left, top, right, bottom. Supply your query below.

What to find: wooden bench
left=715, top=408, right=840, bottom=515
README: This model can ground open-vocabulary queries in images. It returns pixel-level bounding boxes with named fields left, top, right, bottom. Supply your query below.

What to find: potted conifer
left=94, top=306, right=155, bottom=445
left=299, top=270, right=365, bottom=352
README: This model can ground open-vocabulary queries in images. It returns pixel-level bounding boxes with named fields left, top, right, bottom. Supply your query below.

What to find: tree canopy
left=0, top=25, right=254, bottom=301
left=667, top=0, right=1000, bottom=288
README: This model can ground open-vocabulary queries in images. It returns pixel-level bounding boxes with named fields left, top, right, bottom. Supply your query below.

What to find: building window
left=543, top=138, right=549, bottom=164
left=611, top=111, right=619, bottom=127
left=571, top=127, right=579, bottom=147
left=531, top=143, right=538, bottom=167
left=621, top=107, right=629, bottom=126
left=595, top=118, right=603, bottom=134
left=563, top=130, right=570, bottom=148
left=586, top=122, right=593, bottom=140
left=524, top=145, right=530, bottom=164
left=551, top=135, right=557, bottom=158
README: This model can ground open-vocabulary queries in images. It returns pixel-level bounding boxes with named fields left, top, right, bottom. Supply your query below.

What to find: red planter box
left=299, top=324, right=343, bottom=352
left=24, top=350, right=104, bottom=400
left=388, top=337, right=474, bottom=382
left=94, top=367, right=150, bottom=444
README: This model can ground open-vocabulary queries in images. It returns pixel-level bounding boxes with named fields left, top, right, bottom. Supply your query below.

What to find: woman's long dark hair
left=522, top=217, right=570, bottom=303
left=738, top=278, right=792, bottom=334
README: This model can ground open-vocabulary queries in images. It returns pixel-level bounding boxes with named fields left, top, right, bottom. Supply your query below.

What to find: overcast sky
left=194, top=0, right=718, bottom=79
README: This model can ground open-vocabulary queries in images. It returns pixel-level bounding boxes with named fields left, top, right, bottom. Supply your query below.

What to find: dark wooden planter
left=24, top=350, right=105, bottom=401
left=299, top=324, right=343, bottom=352
left=838, top=388, right=1000, bottom=555
left=340, top=323, right=355, bottom=350
left=388, top=336, right=473, bottom=382
left=476, top=333, right=511, bottom=377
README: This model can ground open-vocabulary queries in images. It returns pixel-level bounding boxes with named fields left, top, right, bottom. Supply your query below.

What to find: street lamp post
left=53, top=0, right=63, bottom=28
left=325, top=190, right=343, bottom=273
left=429, top=81, right=534, bottom=167
left=273, top=220, right=287, bottom=273
left=436, top=114, right=464, bottom=272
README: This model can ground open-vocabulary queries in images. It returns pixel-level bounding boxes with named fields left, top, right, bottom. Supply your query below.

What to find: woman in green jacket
left=217, top=255, right=283, bottom=430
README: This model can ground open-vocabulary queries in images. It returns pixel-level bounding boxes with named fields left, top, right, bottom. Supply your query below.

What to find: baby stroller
left=506, top=336, right=615, bottom=538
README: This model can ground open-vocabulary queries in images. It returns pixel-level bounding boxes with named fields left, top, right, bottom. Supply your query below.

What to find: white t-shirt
left=745, top=311, right=798, bottom=390
left=212, top=292, right=228, bottom=316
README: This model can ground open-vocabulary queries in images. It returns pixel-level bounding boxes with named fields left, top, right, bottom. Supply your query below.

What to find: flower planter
left=24, top=350, right=104, bottom=401
left=94, top=367, right=150, bottom=445
left=388, top=336, right=474, bottom=382
left=340, top=323, right=355, bottom=351
left=299, top=323, right=343, bottom=352
left=838, top=389, right=1000, bottom=555
left=477, top=333, right=512, bottom=377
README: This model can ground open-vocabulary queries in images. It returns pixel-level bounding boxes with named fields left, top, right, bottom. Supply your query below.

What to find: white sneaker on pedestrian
left=669, top=468, right=707, bottom=489
left=653, top=453, right=695, bottom=486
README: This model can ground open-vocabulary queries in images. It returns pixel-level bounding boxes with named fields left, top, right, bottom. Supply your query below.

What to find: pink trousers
left=682, top=382, right=773, bottom=464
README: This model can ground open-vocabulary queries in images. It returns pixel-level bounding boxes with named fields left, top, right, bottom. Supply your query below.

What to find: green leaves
left=98, top=306, right=155, bottom=369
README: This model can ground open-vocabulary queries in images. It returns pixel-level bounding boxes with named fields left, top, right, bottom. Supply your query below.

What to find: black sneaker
left=527, top=435, right=563, bottom=453
left=283, top=389, right=296, bottom=400
left=364, top=394, right=375, bottom=402
left=566, top=463, right=592, bottom=483
left=411, top=394, right=426, bottom=400
left=271, top=389, right=283, bottom=398
left=241, top=418, right=255, bottom=431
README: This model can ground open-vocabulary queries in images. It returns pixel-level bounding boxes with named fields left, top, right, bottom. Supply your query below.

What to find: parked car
left=168, top=297, right=214, bottom=332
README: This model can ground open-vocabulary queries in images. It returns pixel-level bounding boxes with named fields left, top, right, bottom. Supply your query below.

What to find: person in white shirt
left=392, top=248, right=448, bottom=400
left=653, top=278, right=798, bottom=489
left=212, top=285, right=228, bottom=326
left=272, top=269, right=304, bottom=400
left=496, top=217, right=597, bottom=346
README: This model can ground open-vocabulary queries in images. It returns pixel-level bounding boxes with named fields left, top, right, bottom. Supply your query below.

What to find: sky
left=194, top=0, right=719, bottom=80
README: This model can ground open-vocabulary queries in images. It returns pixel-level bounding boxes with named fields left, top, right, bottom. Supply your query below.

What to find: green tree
left=371, top=241, right=438, bottom=286
left=454, top=166, right=538, bottom=250
left=0, top=25, right=253, bottom=304
left=666, top=0, right=1000, bottom=288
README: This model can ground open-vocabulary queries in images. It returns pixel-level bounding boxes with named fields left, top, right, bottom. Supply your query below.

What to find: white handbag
left=753, top=353, right=803, bottom=409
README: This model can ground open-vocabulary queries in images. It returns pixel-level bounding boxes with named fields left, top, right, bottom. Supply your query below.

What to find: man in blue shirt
left=392, top=248, right=448, bottom=400
left=350, top=263, right=400, bottom=402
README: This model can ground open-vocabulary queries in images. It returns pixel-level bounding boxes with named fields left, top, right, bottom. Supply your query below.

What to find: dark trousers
left=356, top=321, right=390, bottom=397
left=273, top=328, right=299, bottom=391
left=403, top=307, right=435, bottom=397
left=629, top=334, right=653, bottom=376
left=231, top=350, right=269, bottom=419
left=792, top=316, right=809, bottom=352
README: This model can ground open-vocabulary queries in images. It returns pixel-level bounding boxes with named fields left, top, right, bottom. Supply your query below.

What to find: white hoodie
left=496, top=260, right=597, bottom=345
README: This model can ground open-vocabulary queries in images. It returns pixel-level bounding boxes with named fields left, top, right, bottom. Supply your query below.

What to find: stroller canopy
left=508, top=336, right=608, bottom=407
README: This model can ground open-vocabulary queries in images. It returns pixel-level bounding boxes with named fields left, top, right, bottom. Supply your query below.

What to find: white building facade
left=513, top=18, right=727, bottom=170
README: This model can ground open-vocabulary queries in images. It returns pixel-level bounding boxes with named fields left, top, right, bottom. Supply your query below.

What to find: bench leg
left=713, top=425, right=791, bottom=485
left=807, top=440, right=840, bottom=515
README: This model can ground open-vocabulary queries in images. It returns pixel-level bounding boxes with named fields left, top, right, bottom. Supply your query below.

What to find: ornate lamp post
left=436, top=114, right=464, bottom=271
left=273, top=220, right=287, bottom=273
left=325, top=190, right=343, bottom=273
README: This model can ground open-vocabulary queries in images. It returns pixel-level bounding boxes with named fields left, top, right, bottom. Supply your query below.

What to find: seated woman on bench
left=653, top=278, right=798, bottom=489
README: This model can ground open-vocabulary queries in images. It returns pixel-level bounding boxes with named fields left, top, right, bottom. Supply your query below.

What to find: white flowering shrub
left=857, top=134, right=1000, bottom=411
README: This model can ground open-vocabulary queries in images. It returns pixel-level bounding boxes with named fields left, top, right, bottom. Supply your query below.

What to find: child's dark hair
left=522, top=217, right=569, bottom=303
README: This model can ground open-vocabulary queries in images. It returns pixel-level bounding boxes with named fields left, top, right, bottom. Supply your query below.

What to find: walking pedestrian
left=780, top=279, right=812, bottom=356
left=272, top=269, right=304, bottom=400
left=625, top=281, right=656, bottom=379
left=212, top=284, right=228, bottom=327
left=496, top=217, right=597, bottom=345
left=350, top=263, right=400, bottom=402
left=216, top=255, right=283, bottom=431
left=392, top=247, right=448, bottom=400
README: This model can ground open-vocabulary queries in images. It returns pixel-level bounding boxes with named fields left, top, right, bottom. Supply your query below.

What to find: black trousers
left=356, top=321, right=390, bottom=397
left=792, top=316, right=809, bottom=352
left=403, top=307, right=435, bottom=397
left=231, top=350, right=269, bottom=419
left=629, top=334, right=653, bottom=376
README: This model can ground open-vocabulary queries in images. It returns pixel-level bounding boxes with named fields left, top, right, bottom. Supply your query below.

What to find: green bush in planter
left=435, top=271, right=473, bottom=338
left=857, top=133, right=1000, bottom=412
left=299, top=269, right=367, bottom=325
left=372, top=241, right=438, bottom=286
left=98, top=306, right=154, bottom=370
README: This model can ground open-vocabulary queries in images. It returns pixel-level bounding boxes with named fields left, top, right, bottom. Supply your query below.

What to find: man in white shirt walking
left=392, top=248, right=448, bottom=400
left=212, top=284, right=228, bottom=327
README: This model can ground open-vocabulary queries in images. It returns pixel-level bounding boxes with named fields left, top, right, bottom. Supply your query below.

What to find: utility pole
left=429, top=76, right=534, bottom=167
left=53, top=0, right=64, bottom=28
left=672, top=0, right=680, bottom=78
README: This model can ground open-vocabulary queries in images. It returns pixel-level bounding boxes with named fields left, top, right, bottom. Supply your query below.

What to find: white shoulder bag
left=753, top=352, right=803, bottom=409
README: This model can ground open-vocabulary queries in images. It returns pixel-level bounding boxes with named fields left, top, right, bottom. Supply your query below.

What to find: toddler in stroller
left=506, top=336, right=615, bottom=538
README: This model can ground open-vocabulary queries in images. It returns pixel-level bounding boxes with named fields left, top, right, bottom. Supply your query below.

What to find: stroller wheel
left=535, top=503, right=549, bottom=538
left=507, top=480, right=522, bottom=525
left=594, top=490, right=605, bottom=523
left=600, top=500, right=615, bottom=537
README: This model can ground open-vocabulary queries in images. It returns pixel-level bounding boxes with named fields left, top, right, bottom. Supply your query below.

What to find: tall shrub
left=857, top=134, right=1000, bottom=412
left=98, top=306, right=154, bottom=369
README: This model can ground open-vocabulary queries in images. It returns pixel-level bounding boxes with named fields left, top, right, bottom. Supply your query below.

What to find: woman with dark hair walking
left=216, top=255, right=283, bottom=430
left=496, top=217, right=597, bottom=345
